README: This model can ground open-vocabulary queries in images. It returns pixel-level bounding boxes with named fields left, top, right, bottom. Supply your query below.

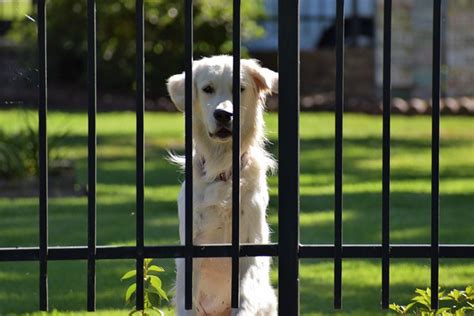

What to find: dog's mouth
left=209, top=128, right=232, bottom=140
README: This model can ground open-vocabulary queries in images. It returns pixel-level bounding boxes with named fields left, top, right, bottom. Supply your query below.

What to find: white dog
left=167, top=55, right=278, bottom=316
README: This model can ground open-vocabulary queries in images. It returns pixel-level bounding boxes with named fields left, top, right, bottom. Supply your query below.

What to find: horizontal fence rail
left=1, top=0, right=473, bottom=314
left=2, top=245, right=474, bottom=261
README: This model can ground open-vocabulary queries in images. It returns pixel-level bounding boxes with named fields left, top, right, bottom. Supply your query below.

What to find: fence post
left=431, top=0, right=442, bottom=309
left=381, top=0, right=392, bottom=309
left=86, top=0, right=97, bottom=311
left=135, top=0, right=145, bottom=311
left=334, top=0, right=345, bottom=310
left=184, top=0, right=194, bottom=310
left=231, top=0, right=241, bottom=310
left=278, top=0, right=300, bottom=315
left=37, top=0, right=48, bottom=311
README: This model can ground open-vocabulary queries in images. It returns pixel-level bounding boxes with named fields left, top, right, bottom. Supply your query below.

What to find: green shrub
left=121, top=258, right=169, bottom=316
left=0, top=115, right=68, bottom=180
left=0, top=130, right=25, bottom=179
left=390, top=286, right=474, bottom=315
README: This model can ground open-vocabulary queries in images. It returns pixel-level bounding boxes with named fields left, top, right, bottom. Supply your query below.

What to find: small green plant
left=121, top=259, right=169, bottom=316
left=390, top=286, right=474, bottom=315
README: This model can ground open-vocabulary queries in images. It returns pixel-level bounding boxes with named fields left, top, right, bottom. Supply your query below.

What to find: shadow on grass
left=268, top=191, right=473, bottom=245
left=271, top=136, right=474, bottom=182
left=0, top=259, right=177, bottom=314
left=0, top=124, right=472, bottom=313
left=298, top=259, right=474, bottom=315
left=3, top=258, right=472, bottom=314
left=0, top=198, right=180, bottom=248
left=63, top=133, right=474, bottom=188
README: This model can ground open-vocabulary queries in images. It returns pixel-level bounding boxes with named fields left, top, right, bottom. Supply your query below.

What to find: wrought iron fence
left=0, top=0, right=473, bottom=314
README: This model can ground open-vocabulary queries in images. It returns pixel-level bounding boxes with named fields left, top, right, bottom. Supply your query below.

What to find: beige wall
left=376, top=0, right=474, bottom=98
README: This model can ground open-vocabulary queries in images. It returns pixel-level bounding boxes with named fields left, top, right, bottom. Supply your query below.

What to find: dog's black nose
left=213, top=109, right=233, bottom=124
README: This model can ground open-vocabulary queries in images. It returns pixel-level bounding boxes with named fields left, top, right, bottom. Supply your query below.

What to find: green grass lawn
left=0, top=109, right=473, bottom=315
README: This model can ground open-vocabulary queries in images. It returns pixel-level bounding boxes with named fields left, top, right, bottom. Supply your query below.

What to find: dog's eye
left=202, top=85, right=214, bottom=94
left=241, top=86, right=246, bottom=92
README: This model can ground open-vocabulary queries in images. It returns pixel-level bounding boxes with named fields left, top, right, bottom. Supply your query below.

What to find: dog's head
left=167, top=56, right=278, bottom=143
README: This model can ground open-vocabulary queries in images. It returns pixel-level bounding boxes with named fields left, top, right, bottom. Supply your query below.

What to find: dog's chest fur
left=191, top=154, right=269, bottom=245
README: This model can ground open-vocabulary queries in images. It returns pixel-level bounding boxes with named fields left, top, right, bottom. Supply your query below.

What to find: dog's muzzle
left=213, top=109, right=232, bottom=125
left=209, top=127, right=232, bottom=140
left=210, top=108, right=233, bottom=140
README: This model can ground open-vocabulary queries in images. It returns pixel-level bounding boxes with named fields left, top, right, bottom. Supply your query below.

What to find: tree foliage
left=8, top=0, right=266, bottom=97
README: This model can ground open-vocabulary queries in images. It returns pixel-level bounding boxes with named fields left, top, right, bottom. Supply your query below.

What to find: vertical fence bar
left=87, top=0, right=97, bottom=311
left=37, top=0, right=48, bottom=311
left=278, top=0, right=300, bottom=314
left=231, top=0, right=241, bottom=310
left=431, top=0, right=442, bottom=310
left=334, top=0, right=344, bottom=310
left=184, top=0, right=193, bottom=310
left=135, top=0, right=145, bottom=310
left=381, top=0, right=392, bottom=309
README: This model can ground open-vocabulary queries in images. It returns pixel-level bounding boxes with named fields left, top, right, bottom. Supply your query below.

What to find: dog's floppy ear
left=243, top=59, right=278, bottom=95
left=167, top=72, right=186, bottom=112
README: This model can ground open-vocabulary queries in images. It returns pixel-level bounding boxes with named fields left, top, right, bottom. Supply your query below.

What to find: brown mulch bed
left=2, top=85, right=474, bottom=115
left=0, top=176, right=86, bottom=198
left=267, top=93, right=474, bottom=115
left=0, top=162, right=86, bottom=198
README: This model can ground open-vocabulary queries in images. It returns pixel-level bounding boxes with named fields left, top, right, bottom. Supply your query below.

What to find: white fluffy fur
left=167, top=55, right=278, bottom=315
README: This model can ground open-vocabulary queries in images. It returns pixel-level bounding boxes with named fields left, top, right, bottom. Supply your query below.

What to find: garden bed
left=0, top=161, right=85, bottom=198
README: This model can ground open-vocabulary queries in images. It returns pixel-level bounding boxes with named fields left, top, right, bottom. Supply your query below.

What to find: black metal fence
left=0, top=0, right=473, bottom=314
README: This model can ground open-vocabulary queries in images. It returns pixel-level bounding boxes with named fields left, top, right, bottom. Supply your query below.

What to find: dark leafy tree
left=8, top=0, right=265, bottom=97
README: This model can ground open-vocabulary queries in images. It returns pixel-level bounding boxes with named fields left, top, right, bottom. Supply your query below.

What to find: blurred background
left=2, top=0, right=474, bottom=113
left=0, top=0, right=473, bottom=315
